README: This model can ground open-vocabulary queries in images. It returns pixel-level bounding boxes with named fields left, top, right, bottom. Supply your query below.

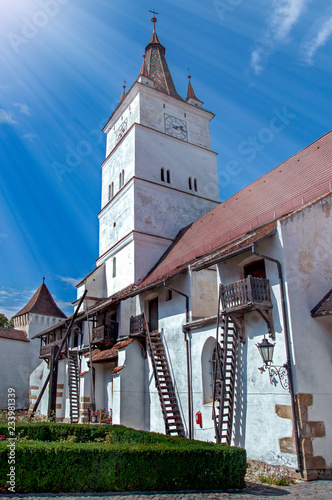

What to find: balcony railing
left=92, top=322, right=119, bottom=345
left=220, top=276, right=272, bottom=314
left=129, top=313, right=145, bottom=335
left=40, top=338, right=68, bottom=359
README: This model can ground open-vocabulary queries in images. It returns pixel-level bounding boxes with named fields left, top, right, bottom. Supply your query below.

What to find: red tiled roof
left=0, top=328, right=29, bottom=342
left=137, top=131, right=332, bottom=288
left=13, top=283, right=67, bottom=319
left=311, top=289, right=332, bottom=317
left=90, top=338, right=134, bottom=363
left=110, top=365, right=125, bottom=374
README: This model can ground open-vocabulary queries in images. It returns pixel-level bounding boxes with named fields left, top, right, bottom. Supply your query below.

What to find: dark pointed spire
left=119, top=80, right=126, bottom=104
left=185, top=72, right=203, bottom=108
left=140, top=54, right=149, bottom=77
left=143, top=12, right=183, bottom=101
left=186, top=73, right=198, bottom=101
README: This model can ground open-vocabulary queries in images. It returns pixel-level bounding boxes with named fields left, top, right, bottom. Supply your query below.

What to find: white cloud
left=56, top=300, right=74, bottom=314
left=23, top=133, right=38, bottom=141
left=13, top=102, right=31, bottom=116
left=250, top=48, right=264, bottom=75
left=57, top=276, right=82, bottom=288
left=301, top=14, right=332, bottom=64
left=270, top=0, right=308, bottom=41
left=250, top=0, right=308, bottom=74
left=0, top=108, right=17, bottom=125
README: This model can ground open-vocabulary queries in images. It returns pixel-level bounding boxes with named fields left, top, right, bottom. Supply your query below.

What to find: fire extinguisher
left=196, top=411, right=202, bottom=427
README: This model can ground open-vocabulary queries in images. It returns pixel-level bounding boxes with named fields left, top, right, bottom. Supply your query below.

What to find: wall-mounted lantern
left=256, top=336, right=290, bottom=391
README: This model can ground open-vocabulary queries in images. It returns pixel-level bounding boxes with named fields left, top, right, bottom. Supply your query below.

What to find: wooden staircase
left=68, top=350, right=80, bottom=423
left=147, top=330, right=185, bottom=437
left=212, top=286, right=240, bottom=444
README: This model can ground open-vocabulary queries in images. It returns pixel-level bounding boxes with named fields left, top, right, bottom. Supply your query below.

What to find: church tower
left=98, top=14, right=219, bottom=296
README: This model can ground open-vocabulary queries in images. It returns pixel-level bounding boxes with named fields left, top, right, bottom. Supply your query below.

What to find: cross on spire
left=149, top=9, right=159, bottom=32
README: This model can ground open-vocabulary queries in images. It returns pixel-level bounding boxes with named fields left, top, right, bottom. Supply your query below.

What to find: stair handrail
left=144, top=314, right=184, bottom=436
left=144, top=315, right=168, bottom=420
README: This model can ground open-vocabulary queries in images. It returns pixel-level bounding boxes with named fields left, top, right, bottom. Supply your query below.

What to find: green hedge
left=0, top=440, right=246, bottom=493
left=0, top=423, right=190, bottom=444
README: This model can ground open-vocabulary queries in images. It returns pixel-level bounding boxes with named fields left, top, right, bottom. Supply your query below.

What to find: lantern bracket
left=259, top=362, right=290, bottom=391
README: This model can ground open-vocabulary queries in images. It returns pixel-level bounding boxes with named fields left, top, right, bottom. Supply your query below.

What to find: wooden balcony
left=92, top=322, right=119, bottom=345
left=129, top=313, right=145, bottom=335
left=220, top=276, right=272, bottom=315
left=40, top=338, right=68, bottom=359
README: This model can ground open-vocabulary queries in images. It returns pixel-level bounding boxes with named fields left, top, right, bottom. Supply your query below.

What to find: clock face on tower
left=115, top=119, right=128, bottom=143
left=164, top=114, right=188, bottom=140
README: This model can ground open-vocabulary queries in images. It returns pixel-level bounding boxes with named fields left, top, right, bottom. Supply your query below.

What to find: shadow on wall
left=162, top=330, right=189, bottom=437
left=232, top=339, right=247, bottom=448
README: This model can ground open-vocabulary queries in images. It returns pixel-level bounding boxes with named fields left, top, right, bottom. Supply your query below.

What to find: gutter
left=252, top=244, right=303, bottom=473
left=192, top=226, right=276, bottom=272
left=163, top=279, right=192, bottom=440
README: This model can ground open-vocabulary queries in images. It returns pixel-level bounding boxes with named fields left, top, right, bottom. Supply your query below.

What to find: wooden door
left=244, top=259, right=266, bottom=279
left=149, top=298, right=159, bottom=332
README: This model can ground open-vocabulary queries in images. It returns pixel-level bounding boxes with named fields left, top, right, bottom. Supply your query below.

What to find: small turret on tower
left=186, top=73, right=203, bottom=108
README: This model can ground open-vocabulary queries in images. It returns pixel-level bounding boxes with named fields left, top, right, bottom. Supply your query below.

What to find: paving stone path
left=1, top=480, right=332, bottom=500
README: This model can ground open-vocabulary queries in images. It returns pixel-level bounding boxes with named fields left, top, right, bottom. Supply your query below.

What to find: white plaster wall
left=102, top=128, right=135, bottom=209
left=216, top=240, right=297, bottom=467
left=118, top=297, right=137, bottom=337
left=138, top=86, right=213, bottom=150
left=134, top=125, right=219, bottom=202
left=81, top=264, right=106, bottom=300
left=104, top=238, right=135, bottom=296
left=190, top=267, right=218, bottom=320
left=0, top=338, right=35, bottom=409
left=134, top=179, right=218, bottom=242
left=99, top=183, right=135, bottom=256
left=21, top=313, right=63, bottom=340
left=106, top=93, right=140, bottom=156
left=134, top=232, right=173, bottom=283
left=29, top=361, right=50, bottom=416
left=280, top=196, right=332, bottom=467
left=142, top=277, right=190, bottom=436
left=191, top=327, right=219, bottom=442
left=55, top=359, right=67, bottom=420
left=112, top=341, right=145, bottom=429
left=94, top=364, right=106, bottom=411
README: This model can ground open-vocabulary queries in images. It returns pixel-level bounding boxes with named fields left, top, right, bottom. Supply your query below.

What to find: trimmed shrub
left=0, top=440, right=246, bottom=493
left=0, top=423, right=193, bottom=443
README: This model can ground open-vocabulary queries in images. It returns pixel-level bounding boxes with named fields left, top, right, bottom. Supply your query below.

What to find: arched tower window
left=161, top=168, right=165, bottom=182
left=188, top=177, right=192, bottom=190
left=194, top=178, right=198, bottom=192
left=112, top=257, right=116, bottom=278
left=108, top=182, right=114, bottom=200
left=122, top=170, right=125, bottom=186
left=201, top=338, right=223, bottom=404
left=119, top=172, right=122, bottom=189
left=166, top=169, right=171, bottom=184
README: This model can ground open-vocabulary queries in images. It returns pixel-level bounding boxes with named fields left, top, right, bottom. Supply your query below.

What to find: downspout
left=163, top=280, right=192, bottom=439
left=252, top=244, right=302, bottom=473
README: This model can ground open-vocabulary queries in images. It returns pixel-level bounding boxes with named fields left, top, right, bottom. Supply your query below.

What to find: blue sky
left=0, top=0, right=331, bottom=318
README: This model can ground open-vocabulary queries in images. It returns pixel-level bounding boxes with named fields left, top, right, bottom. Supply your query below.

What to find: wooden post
left=48, top=345, right=59, bottom=420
